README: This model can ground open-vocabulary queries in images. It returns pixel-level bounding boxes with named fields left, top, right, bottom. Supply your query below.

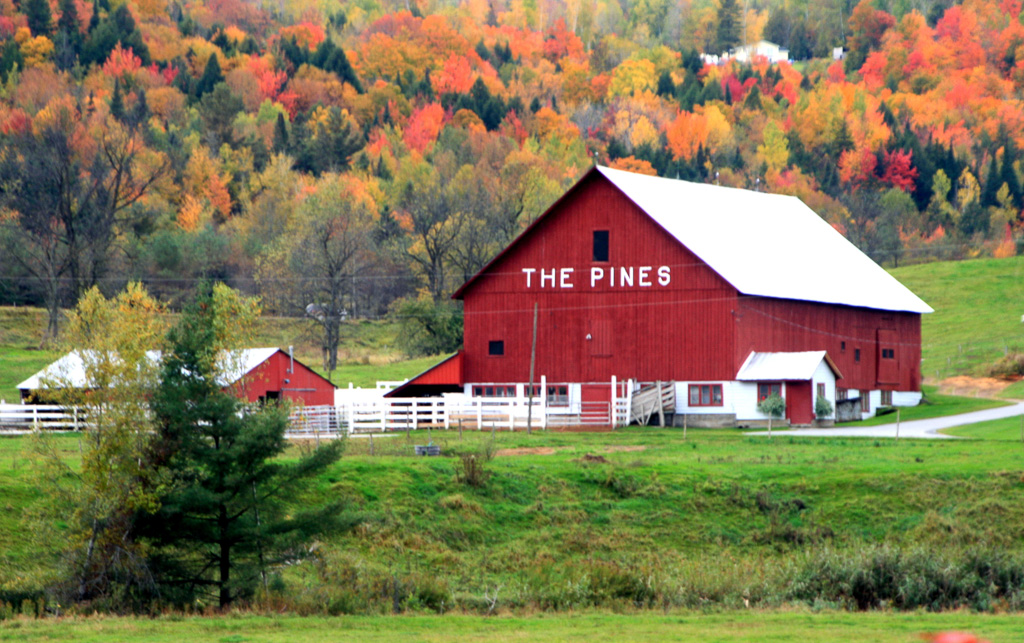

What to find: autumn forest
left=0, top=0, right=1020, bottom=359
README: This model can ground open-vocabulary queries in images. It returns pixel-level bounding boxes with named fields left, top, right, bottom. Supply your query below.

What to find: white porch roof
left=735, top=350, right=842, bottom=381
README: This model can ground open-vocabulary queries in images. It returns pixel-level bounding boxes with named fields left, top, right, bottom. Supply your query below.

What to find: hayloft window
left=882, top=348, right=895, bottom=359
left=593, top=230, right=609, bottom=262
left=689, top=384, right=723, bottom=407
left=488, top=340, right=504, bottom=356
left=840, top=341, right=846, bottom=352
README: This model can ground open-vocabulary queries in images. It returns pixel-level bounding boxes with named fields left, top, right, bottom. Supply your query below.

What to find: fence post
left=73, top=406, right=79, bottom=431
left=476, top=399, right=482, bottom=430
left=444, top=399, right=450, bottom=430
left=509, top=400, right=515, bottom=431
left=413, top=402, right=418, bottom=432
left=380, top=402, right=387, bottom=433
left=610, top=375, right=617, bottom=429
left=540, top=375, right=547, bottom=431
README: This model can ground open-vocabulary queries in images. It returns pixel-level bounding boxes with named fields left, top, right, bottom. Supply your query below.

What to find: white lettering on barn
left=527, top=266, right=672, bottom=289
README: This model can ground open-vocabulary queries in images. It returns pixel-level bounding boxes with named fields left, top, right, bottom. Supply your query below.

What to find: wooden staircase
left=629, top=381, right=675, bottom=426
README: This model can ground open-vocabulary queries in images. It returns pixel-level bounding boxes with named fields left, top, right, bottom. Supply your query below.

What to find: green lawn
left=0, top=348, right=58, bottom=403
left=0, top=611, right=1020, bottom=642
left=892, top=256, right=1024, bottom=379
left=8, top=422, right=1024, bottom=616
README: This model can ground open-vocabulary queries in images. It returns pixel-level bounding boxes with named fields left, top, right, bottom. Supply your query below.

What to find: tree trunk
left=219, top=504, right=231, bottom=608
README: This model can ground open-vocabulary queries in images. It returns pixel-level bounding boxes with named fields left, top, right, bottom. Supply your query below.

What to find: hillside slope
left=891, top=256, right=1024, bottom=381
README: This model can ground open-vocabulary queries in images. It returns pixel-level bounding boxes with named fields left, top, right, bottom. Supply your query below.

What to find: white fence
left=0, top=404, right=82, bottom=430
left=4, top=385, right=645, bottom=436
left=288, top=395, right=633, bottom=436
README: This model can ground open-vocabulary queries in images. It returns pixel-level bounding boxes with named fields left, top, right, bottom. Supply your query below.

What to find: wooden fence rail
left=0, top=404, right=81, bottom=430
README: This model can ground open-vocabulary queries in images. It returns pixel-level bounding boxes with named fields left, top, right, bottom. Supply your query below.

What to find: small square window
left=488, top=340, right=504, bottom=356
left=593, top=230, right=609, bottom=262
left=882, top=348, right=895, bottom=359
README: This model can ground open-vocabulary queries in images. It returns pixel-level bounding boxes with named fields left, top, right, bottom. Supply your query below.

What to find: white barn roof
left=596, top=166, right=932, bottom=314
left=17, top=347, right=281, bottom=391
left=736, top=351, right=841, bottom=381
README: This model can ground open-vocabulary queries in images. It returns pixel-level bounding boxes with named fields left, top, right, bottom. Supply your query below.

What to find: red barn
left=228, top=348, right=336, bottom=407
left=19, top=347, right=336, bottom=408
left=392, top=166, right=932, bottom=427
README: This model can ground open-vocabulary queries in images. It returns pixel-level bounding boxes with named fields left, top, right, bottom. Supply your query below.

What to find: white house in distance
left=730, top=40, right=790, bottom=64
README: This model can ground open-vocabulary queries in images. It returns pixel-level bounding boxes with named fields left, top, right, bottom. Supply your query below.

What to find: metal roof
left=735, top=350, right=842, bottom=381
left=596, top=166, right=932, bottom=314
left=17, top=347, right=282, bottom=391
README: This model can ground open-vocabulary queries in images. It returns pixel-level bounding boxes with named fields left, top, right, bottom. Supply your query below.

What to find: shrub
left=815, top=395, right=833, bottom=418
left=988, top=352, right=1024, bottom=378
left=758, top=393, right=785, bottom=418
left=455, top=453, right=489, bottom=487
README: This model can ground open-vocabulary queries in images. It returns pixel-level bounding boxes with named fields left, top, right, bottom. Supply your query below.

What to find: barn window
left=473, top=385, right=515, bottom=397
left=527, top=385, right=568, bottom=405
left=757, top=382, right=781, bottom=402
left=688, top=384, right=723, bottom=407
left=854, top=348, right=861, bottom=362
left=882, top=348, right=895, bottom=359
left=836, top=388, right=848, bottom=401
left=817, top=382, right=826, bottom=399
left=840, top=341, right=846, bottom=352
left=880, top=390, right=893, bottom=405
left=593, top=230, right=609, bottom=262
left=488, top=340, right=504, bottom=356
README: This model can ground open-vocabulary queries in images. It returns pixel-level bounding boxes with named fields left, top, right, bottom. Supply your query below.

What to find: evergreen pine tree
left=109, top=78, right=126, bottom=122
left=25, top=0, right=54, bottom=35
left=272, top=112, right=289, bottom=153
left=656, top=70, right=674, bottom=97
left=195, top=54, right=223, bottom=97
left=56, top=0, right=82, bottom=59
left=1000, top=139, right=1022, bottom=209
left=139, top=285, right=347, bottom=609
left=715, top=0, right=741, bottom=54
left=131, top=87, right=148, bottom=127
left=89, top=0, right=100, bottom=31
left=981, top=153, right=1001, bottom=209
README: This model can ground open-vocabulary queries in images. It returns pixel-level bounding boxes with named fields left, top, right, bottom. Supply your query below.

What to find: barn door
left=785, top=382, right=813, bottom=425
left=876, top=329, right=899, bottom=384
left=589, top=319, right=612, bottom=357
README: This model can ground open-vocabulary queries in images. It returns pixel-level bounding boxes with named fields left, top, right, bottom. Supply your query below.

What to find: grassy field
left=0, top=611, right=1020, bottom=642
left=892, top=255, right=1024, bottom=380
left=6, top=421, right=1024, bottom=615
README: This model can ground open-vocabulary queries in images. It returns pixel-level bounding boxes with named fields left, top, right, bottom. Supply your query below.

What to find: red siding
left=734, top=297, right=921, bottom=392
left=458, top=171, right=924, bottom=394
left=461, top=172, right=738, bottom=385
left=233, top=351, right=335, bottom=406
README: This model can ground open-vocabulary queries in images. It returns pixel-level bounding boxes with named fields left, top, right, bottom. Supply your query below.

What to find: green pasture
left=892, top=255, right=1024, bottom=379
left=0, top=611, right=1020, bottom=642
left=6, top=418, right=1024, bottom=616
